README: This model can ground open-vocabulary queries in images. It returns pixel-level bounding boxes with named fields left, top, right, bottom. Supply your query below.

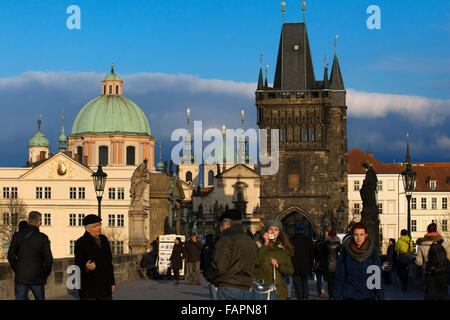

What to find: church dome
left=29, top=120, right=49, bottom=147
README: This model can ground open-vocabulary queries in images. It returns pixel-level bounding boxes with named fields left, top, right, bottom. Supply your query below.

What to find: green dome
left=70, top=95, right=151, bottom=136
left=29, top=130, right=49, bottom=147
left=103, top=72, right=122, bottom=82
left=156, top=160, right=164, bottom=172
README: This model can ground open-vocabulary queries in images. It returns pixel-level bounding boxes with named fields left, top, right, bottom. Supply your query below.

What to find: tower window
left=186, top=171, right=193, bottom=183
left=99, top=146, right=108, bottom=166
left=126, top=146, right=135, bottom=165
left=302, top=128, right=308, bottom=141
left=77, top=146, right=83, bottom=160
left=109, top=85, right=112, bottom=94
left=208, top=170, right=214, bottom=186
left=309, top=128, right=315, bottom=141
left=103, top=85, right=106, bottom=95
left=280, top=128, right=286, bottom=142
left=116, top=85, right=119, bottom=94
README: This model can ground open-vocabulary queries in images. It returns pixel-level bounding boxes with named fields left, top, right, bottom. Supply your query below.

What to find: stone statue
left=168, top=178, right=178, bottom=231
left=163, top=161, right=168, bottom=174
left=176, top=165, right=180, bottom=176
left=129, top=160, right=149, bottom=212
left=169, top=160, right=174, bottom=176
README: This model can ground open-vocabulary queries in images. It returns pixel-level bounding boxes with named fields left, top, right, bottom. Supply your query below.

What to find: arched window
left=309, top=127, right=315, bottom=141
left=99, top=146, right=108, bottom=166
left=126, top=146, right=135, bottom=165
left=186, top=171, right=192, bottom=183
left=116, top=85, right=119, bottom=94
left=208, top=170, right=214, bottom=186
left=103, top=85, right=106, bottom=95
left=109, top=85, right=112, bottom=94
left=77, top=146, right=83, bottom=161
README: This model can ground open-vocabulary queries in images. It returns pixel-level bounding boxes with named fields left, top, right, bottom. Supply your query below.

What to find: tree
left=0, top=197, right=27, bottom=261
left=102, top=227, right=125, bottom=255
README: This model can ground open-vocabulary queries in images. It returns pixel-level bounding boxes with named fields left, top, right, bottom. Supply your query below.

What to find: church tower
left=255, top=4, right=348, bottom=236
left=177, top=108, right=200, bottom=186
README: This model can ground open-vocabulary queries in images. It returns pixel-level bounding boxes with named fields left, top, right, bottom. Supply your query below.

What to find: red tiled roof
left=348, top=148, right=450, bottom=191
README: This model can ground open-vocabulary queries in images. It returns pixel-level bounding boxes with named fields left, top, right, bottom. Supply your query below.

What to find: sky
left=0, top=0, right=449, bottom=166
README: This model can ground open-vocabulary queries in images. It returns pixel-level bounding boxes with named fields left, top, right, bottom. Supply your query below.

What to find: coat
left=254, top=241, right=294, bottom=300
left=204, top=224, right=257, bottom=290
left=395, top=236, right=413, bottom=254
left=7, top=224, right=53, bottom=285
left=325, top=236, right=342, bottom=273
left=415, top=234, right=450, bottom=271
left=291, top=233, right=314, bottom=276
left=334, top=243, right=385, bottom=300
left=313, top=240, right=327, bottom=274
left=386, top=244, right=397, bottom=264
left=170, top=243, right=184, bottom=270
left=183, top=239, right=203, bottom=263
left=74, top=232, right=115, bottom=299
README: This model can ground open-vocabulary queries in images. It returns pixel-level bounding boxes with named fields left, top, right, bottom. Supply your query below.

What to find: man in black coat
left=74, top=214, right=115, bottom=300
left=8, top=211, right=53, bottom=300
left=291, top=224, right=314, bottom=300
left=170, top=237, right=185, bottom=285
left=183, top=234, right=203, bottom=285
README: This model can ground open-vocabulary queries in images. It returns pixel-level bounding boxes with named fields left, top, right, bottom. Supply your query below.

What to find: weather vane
left=302, top=1, right=306, bottom=23
left=334, top=35, right=339, bottom=54
left=281, top=2, right=286, bottom=24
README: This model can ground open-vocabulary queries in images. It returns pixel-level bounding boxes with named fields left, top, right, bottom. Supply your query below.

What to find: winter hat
left=264, top=219, right=283, bottom=231
left=328, top=230, right=337, bottom=237
left=83, top=214, right=102, bottom=226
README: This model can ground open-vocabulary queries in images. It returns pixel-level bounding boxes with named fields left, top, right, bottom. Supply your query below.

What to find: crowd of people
left=5, top=209, right=450, bottom=300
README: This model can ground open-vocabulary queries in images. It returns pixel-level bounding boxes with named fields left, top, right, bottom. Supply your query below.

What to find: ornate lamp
left=401, top=133, right=416, bottom=236
left=92, top=165, right=107, bottom=218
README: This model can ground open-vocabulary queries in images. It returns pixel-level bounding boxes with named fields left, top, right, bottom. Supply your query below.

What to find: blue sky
left=0, top=0, right=449, bottom=166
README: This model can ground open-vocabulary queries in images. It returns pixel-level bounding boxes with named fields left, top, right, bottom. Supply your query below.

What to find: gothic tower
left=255, top=19, right=348, bottom=236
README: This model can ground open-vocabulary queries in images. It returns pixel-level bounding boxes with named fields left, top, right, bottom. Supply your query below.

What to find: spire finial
left=334, top=35, right=339, bottom=55
left=281, top=2, right=286, bottom=24
left=406, top=133, right=411, bottom=164
left=324, top=56, right=328, bottom=68
left=159, top=139, right=162, bottom=161
left=187, top=108, right=190, bottom=121
left=241, top=109, right=245, bottom=123
left=222, top=124, right=226, bottom=137
left=259, top=54, right=263, bottom=69
left=302, top=1, right=306, bottom=23
left=111, top=60, right=114, bottom=73
left=37, top=114, right=42, bottom=131
left=265, top=64, right=269, bottom=86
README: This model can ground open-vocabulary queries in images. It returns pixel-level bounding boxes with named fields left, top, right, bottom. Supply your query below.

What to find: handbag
left=398, top=240, right=413, bottom=266
left=251, top=264, right=278, bottom=300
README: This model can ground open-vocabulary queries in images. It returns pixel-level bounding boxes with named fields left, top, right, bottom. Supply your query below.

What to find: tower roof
left=257, top=68, right=264, bottom=90
left=29, top=120, right=49, bottom=147
left=273, top=23, right=316, bottom=90
left=329, top=54, right=345, bottom=90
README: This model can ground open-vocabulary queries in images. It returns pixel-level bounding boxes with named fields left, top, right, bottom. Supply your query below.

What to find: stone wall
left=0, top=253, right=142, bottom=300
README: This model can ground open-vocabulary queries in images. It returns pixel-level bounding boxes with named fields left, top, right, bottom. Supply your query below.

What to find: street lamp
left=92, top=165, right=107, bottom=218
left=336, top=206, right=344, bottom=233
left=401, top=162, right=416, bottom=236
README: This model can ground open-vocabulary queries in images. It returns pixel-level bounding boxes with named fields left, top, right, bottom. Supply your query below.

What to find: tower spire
left=59, top=111, right=67, bottom=153
left=265, top=65, right=269, bottom=87
left=257, top=54, right=264, bottom=90
left=111, top=60, right=114, bottom=73
left=406, top=133, right=411, bottom=163
left=281, top=2, right=286, bottom=24
left=330, top=40, right=345, bottom=90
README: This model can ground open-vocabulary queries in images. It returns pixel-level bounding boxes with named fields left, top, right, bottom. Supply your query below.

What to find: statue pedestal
left=128, top=209, right=149, bottom=253
left=360, top=206, right=380, bottom=253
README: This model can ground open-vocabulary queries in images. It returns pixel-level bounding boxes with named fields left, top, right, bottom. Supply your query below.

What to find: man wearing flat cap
left=204, top=209, right=257, bottom=300
left=74, top=214, right=115, bottom=300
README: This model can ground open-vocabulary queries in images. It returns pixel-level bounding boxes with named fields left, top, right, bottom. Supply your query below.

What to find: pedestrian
left=183, top=233, right=203, bottom=285
left=333, top=222, right=385, bottom=300
left=382, top=238, right=397, bottom=285
left=313, top=237, right=327, bottom=297
left=139, top=247, right=159, bottom=279
left=415, top=223, right=450, bottom=300
left=252, top=219, right=294, bottom=300
left=324, top=230, right=341, bottom=299
left=201, top=234, right=217, bottom=298
left=204, top=209, right=257, bottom=300
left=170, top=237, right=185, bottom=285
left=395, top=229, right=414, bottom=291
left=7, top=211, right=53, bottom=300
left=74, top=214, right=115, bottom=300
left=291, top=224, right=314, bottom=300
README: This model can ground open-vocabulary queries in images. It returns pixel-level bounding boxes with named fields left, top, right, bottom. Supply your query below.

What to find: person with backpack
left=415, top=223, right=450, bottom=300
left=395, top=229, right=414, bottom=291
left=333, top=222, right=385, bottom=300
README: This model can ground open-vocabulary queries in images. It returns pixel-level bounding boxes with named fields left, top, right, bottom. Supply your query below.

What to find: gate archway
left=276, top=206, right=320, bottom=240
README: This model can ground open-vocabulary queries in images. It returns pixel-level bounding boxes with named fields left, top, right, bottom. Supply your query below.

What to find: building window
left=108, top=214, right=115, bottom=227
left=430, top=181, right=436, bottom=190
left=411, top=220, right=417, bottom=232
left=115, top=85, right=119, bottom=94
left=377, top=181, right=383, bottom=191
left=353, top=181, right=360, bottom=191
left=11, top=187, right=17, bottom=199
left=99, top=146, right=108, bottom=166
left=280, top=128, right=286, bottom=142
left=109, top=85, right=112, bottom=94
left=70, top=240, right=75, bottom=255
left=411, top=198, right=417, bottom=210
left=70, top=187, right=77, bottom=199
left=353, top=203, right=360, bottom=215
left=44, top=187, right=51, bottom=199
left=126, top=146, right=135, bottom=165
left=117, top=214, right=124, bottom=227
left=109, top=188, right=116, bottom=200
left=309, top=127, right=315, bottom=142
left=77, top=146, right=83, bottom=159
left=432, top=198, right=437, bottom=210
left=296, top=92, right=304, bottom=99
left=442, top=198, right=448, bottom=210
left=117, top=187, right=124, bottom=200
left=103, top=85, right=106, bottom=95
left=78, top=214, right=85, bottom=226
left=43, top=213, right=51, bottom=226
left=185, top=171, right=193, bottom=183
left=3, top=187, right=9, bottom=199
left=78, top=187, right=85, bottom=199
left=69, top=214, right=76, bottom=226
left=302, top=128, right=308, bottom=142
left=421, top=198, right=427, bottom=210
left=36, top=187, right=43, bottom=199
left=3, top=212, right=10, bottom=225
left=208, top=170, right=215, bottom=186
left=378, top=203, right=383, bottom=214
left=442, top=220, right=448, bottom=232
left=117, top=241, right=124, bottom=254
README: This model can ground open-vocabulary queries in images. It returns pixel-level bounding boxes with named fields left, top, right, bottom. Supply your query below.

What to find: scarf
left=425, top=232, right=439, bottom=237
left=344, top=237, right=374, bottom=262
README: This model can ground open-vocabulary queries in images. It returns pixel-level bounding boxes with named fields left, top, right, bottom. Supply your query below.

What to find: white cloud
left=436, top=135, right=450, bottom=149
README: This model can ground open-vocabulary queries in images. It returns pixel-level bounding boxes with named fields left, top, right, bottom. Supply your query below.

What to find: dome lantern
left=101, top=62, right=123, bottom=96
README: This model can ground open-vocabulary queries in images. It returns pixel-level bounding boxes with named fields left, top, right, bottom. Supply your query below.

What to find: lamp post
left=92, top=165, right=107, bottom=218
left=401, top=163, right=416, bottom=236
left=336, top=206, right=344, bottom=233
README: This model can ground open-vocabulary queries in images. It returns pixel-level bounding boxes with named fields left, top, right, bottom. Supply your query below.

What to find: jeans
left=188, top=261, right=201, bottom=284
left=293, top=275, right=309, bottom=300
left=209, top=284, right=218, bottom=300
left=217, top=286, right=251, bottom=300
left=326, top=272, right=335, bottom=299
left=315, top=272, right=325, bottom=294
left=15, top=283, right=45, bottom=300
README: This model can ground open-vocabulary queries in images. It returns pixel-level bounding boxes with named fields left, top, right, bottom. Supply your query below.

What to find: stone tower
left=255, top=21, right=348, bottom=237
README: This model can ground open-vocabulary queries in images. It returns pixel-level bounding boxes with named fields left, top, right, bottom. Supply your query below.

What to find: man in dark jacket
left=324, top=230, right=342, bottom=299
left=184, top=234, right=203, bottom=285
left=8, top=211, right=53, bottom=300
left=204, top=209, right=257, bottom=300
left=170, top=237, right=185, bottom=285
left=74, top=214, right=115, bottom=300
left=291, top=224, right=314, bottom=300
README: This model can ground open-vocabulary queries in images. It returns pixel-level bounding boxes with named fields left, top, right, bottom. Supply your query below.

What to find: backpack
left=426, top=240, right=448, bottom=274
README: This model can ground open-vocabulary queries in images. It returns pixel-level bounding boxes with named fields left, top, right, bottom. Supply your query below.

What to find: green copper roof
left=29, top=130, right=49, bottom=147
left=70, top=95, right=151, bottom=136
left=156, top=160, right=164, bottom=172
left=103, top=72, right=122, bottom=82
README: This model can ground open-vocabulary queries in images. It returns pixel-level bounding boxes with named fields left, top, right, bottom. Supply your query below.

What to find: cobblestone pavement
left=57, top=274, right=445, bottom=300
